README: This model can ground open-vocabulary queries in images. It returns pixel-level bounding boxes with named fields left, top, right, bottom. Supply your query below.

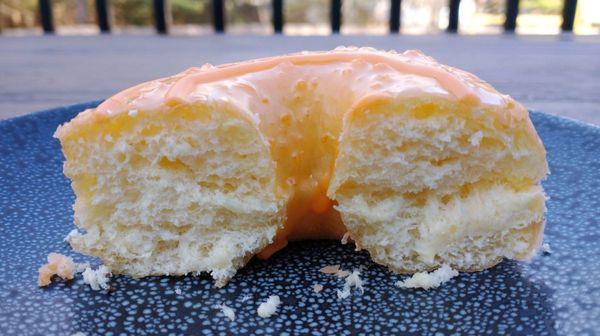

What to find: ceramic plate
left=1, top=102, right=599, bottom=335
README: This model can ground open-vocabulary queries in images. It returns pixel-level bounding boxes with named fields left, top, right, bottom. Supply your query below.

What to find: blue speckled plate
left=1, top=102, right=599, bottom=335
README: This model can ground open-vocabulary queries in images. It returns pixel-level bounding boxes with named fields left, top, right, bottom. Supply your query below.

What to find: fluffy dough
left=55, top=48, right=548, bottom=285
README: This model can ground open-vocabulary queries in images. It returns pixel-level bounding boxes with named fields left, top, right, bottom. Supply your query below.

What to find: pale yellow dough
left=55, top=48, right=548, bottom=285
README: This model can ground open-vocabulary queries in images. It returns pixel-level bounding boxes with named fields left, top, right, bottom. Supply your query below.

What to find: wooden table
left=1, top=34, right=599, bottom=125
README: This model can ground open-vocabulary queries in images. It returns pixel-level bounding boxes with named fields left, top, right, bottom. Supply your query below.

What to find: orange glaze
left=164, top=50, right=477, bottom=104
left=55, top=48, right=523, bottom=259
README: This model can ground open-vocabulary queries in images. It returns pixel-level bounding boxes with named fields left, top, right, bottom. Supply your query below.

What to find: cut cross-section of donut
left=55, top=47, right=548, bottom=286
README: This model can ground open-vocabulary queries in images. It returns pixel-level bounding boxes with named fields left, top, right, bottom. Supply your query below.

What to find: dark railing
left=561, top=0, right=578, bottom=32
left=389, top=0, right=401, bottom=34
left=330, top=0, right=342, bottom=34
left=153, top=0, right=170, bottom=34
left=504, top=0, right=520, bottom=32
left=28, top=0, right=584, bottom=36
left=38, top=0, right=54, bottom=33
left=212, top=0, right=225, bottom=33
left=272, top=0, right=283, bottom=34
left=447, top=0, right=461, bottom=33
left=95, top=0, right=111, bottom=33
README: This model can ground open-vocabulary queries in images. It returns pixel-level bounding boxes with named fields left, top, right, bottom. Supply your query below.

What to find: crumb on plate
left=319, top=265, right=340, bottom=274
left=82, top=265, right=112, bottom=291
left=257, top=295, right=281, bottom=318
left=542, top=243, right=552, bottom=254
left=38, top=253, right=76, bottom=287
left=336, top=270, right=364, bottom=300
left=395, top=264, right=458, bottom=290
left=214, top=303, right=236, bottom=321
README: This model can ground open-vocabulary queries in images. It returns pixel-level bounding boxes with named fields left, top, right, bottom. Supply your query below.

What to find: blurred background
left=1, top=0, right=599, bottom=125
left=1, top=0, right=599, bottom=35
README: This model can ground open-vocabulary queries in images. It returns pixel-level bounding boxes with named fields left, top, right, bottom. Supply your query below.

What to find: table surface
left=1, top=34, right=599, bottom=125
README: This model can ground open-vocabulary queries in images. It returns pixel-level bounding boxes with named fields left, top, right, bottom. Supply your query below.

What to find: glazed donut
left=55, top=48, right=548, bottom=286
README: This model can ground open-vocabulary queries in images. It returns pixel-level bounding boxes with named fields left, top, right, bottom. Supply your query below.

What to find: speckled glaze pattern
left=0, top=102, right=598, bottom=335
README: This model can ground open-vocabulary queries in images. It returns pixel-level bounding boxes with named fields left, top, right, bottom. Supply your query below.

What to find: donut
left=55, top=48, right=548, bottom=286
